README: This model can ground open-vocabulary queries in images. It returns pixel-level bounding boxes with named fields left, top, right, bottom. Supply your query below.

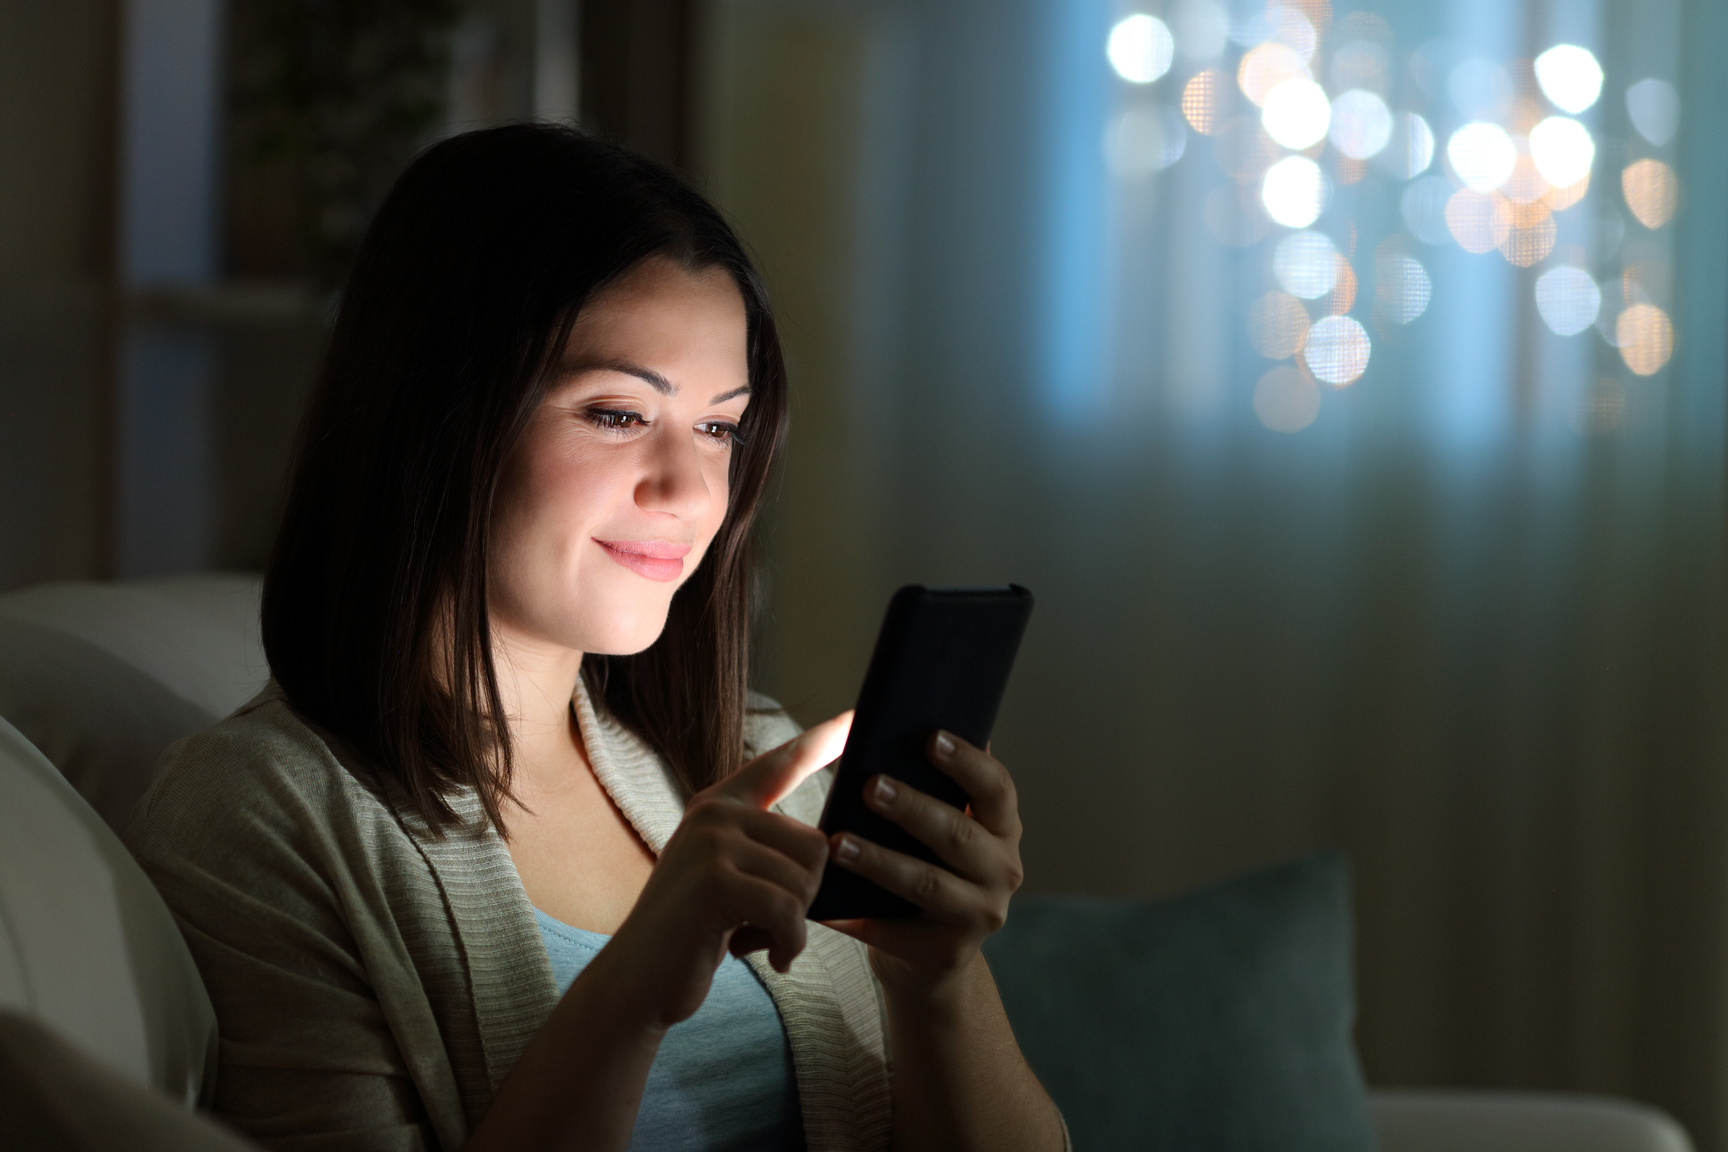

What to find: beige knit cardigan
left=126, top=681, right=894, bottom=1152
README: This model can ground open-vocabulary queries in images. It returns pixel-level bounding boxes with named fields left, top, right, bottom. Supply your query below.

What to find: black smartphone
left=806, top=584, right=1035, bottom=921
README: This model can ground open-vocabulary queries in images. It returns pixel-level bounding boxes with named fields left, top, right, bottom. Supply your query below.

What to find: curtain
left=695, top=0, right=1728, bottom=1143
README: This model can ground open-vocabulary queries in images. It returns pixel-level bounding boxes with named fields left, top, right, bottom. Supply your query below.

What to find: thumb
left=721, top=711, right=853, bottom=811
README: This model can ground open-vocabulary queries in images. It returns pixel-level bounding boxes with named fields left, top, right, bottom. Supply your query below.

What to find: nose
left=634, top=423, right=714, bottom=520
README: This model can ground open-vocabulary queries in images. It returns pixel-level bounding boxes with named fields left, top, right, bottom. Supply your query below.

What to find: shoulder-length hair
left=262, top=124, right=788, bottom=834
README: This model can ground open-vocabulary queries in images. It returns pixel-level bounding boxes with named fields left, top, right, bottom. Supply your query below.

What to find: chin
left=579, top=600, right=675, bottom=657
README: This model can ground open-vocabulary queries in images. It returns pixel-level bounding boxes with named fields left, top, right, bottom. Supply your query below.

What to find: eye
left=697, top=420, right=745, bottom=446
left=585, top=408, right=647, bottom=433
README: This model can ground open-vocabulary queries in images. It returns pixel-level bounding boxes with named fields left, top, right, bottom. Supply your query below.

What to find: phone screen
left=806, top=584, right=1034, bottom=920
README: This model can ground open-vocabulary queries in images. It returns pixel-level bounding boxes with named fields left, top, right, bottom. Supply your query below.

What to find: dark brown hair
left=262, top=124, right=788, bottom=833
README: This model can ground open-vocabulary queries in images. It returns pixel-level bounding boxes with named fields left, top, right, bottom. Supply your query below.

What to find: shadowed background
left=3, top=0, right=1727, bottom=1144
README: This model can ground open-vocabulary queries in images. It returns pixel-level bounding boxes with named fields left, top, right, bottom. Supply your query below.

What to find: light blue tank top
left=534, top=908, right=805, bottom=1152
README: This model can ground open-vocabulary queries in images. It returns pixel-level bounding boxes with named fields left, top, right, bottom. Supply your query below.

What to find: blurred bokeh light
left=1108, top=14, right=1175, bottom=84
left=1448, top=122, right=1517, bottom=192
left=1500, top=215, right=1557, bottom=267
left=1626, top=77, right=1681, bottom=146
left=1529, top=116, right=1594, bottom=188
left=1374, top=252, right=1432, bottom=324
left=1302, top=314, right=1372, bottom=385
left=1239, top=42, right=1309, bottom=106
left=1262, top=77, right=1332, bottom=148
left=1622, top=158, right=1679, bottom=229
left=1105, top=105, right=1187, bottom=176
left=1171, top=0, right=1229, bottom=61
left=1248, top=291, right=1311, bottom=359
left=1616, top=303, right=1675, bottom=375
left=1182, top=68, right=1221, bottom=133
left=1262, top=155, right=1327, bottom=227
left=1535, top=266, right=1603, bottom=335
left=1274, top=230, right=1340, bottom=298
left=1445, top=188, right=1512, bottom=252
left=1082, top=0, right=1677, bottom=430
left=1253, top=364, right=1321, bottom=431
left=1372, top=113, right=1434, bottom=179
left=1533, top=44, right=1604, bottom=114
left=1330, top=89, right=1393, bottom=158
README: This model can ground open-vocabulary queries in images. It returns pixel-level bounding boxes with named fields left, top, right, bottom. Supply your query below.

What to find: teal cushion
left=982, top=852, right=1374, bottom=1152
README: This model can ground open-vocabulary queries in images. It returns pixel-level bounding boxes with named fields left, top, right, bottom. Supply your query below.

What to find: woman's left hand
left=822, top=731, right=1024, bottom=994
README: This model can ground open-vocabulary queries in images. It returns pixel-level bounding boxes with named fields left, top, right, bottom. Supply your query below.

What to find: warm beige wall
left=691, top=0, right=893, bottom=721
left=0, top=0, right=118, bottom=589
left=0, top=1, right=116, bottom=279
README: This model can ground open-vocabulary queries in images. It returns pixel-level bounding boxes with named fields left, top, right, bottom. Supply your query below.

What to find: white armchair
left=0, top=574, right=267, bottom=831
left=1371, top=1088, right=1693, bottom=1152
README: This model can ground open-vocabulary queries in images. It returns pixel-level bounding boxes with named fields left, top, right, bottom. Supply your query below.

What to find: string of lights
left=1101, top=1, right=1680, bottom=433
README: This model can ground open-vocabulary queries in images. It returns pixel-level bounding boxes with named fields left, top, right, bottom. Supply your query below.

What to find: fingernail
left=834, top=834, right=861, bottom=862
left=872, top=776, right=897, bottom=805
left=934, top=731, right=956, bottom=757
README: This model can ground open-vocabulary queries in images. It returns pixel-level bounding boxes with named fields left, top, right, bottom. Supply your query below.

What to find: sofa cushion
left=1371, top=1089, right=1694, bottom=1152
left=0, top=575, right=266, bottom=830
left=0, top=1011, right=250, bottom=1152
left=982, top=852, right=1373, bottom=1152
left=0, top=713, right=217, bottom=1106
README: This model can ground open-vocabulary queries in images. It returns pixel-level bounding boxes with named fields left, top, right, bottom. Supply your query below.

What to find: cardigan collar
left=570, top=676, right=689, bottom=854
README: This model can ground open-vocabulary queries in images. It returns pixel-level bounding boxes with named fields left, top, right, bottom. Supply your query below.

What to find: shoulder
left=124, top=688, right=486, bottom=1148
left=125, top=684, right=405, bottom=880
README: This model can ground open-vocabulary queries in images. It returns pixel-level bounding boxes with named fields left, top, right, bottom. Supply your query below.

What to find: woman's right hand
left=597, top=713, right=851, bottom=1030
left=470, top=716, right=850, bottom=1152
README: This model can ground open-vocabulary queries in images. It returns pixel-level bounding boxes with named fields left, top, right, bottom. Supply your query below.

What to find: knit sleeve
left=126, top=703, right=467, bottom=1152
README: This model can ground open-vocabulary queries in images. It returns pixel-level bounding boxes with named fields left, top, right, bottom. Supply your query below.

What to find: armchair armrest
left=1370, top=1088, right=1692, bottom=1152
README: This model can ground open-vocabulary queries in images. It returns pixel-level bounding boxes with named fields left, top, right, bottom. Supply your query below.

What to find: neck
left=490, top=619, right=588, bottom=793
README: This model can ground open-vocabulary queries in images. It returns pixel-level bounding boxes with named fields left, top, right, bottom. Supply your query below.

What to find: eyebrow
left=568, top=357, right=751, bottom=405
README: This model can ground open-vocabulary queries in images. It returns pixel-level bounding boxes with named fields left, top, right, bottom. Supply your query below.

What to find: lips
left=594, top=538, right=691, bottom=583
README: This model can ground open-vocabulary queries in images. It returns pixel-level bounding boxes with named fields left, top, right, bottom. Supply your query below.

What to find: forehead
left=563, top=259, right=747, bottom=355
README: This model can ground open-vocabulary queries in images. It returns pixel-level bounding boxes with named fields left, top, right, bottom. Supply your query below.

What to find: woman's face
left=489, top=257, right=751, bottom=659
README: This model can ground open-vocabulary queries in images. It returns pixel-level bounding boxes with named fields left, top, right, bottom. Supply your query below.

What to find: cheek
left=536, top=428, right=637, bottom=515
left=696, top=457, right=734, bottom=536
left=530, top=453, right=600, bottom=530
left=495, top=435, right=612, bottom=572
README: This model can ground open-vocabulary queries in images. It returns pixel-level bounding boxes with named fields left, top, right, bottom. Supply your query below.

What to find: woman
left=128, top=124, right=1066, bottom=1152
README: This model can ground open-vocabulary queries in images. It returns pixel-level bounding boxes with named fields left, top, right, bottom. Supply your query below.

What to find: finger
left=725, top=837, right=824, bottom=907
left=723, top=875, right=810, bottom=972
left=927, top=731, right=1021, bottom=838
left=815, top=917, right=934, bottom=960
left=816, top=917, right=870, bottom=936
left=733, top=807, right=830, bottom=873
left=720, top=712, right=854, bottom=811
left=829, top=832, right=983, bottom=921
left=728, top=925, right=774, bottom=958
left=682, top=797, right=830, bottom=870
left=860, top=774, right=1009, bottom=883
